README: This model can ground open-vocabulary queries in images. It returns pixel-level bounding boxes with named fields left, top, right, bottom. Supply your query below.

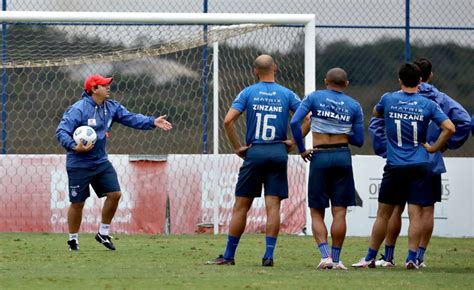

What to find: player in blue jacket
left=206, top=55, right=309, bottom=267
left=368, top=58, right=471, bottom=268
left=353, top=63, right=455, bottom=270
left=291, top=68, right=364, bottom=270
left=56, top=75, right=172, bottom=251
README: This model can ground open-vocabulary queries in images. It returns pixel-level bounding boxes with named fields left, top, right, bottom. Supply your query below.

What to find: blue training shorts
left=431, top=173, right=442, bottom=203
left=67, top=161, right=121, bottom=203
left=308, top=147, right=356, bottom=209
left=235, top=143, right=288, bottom=199
left=378, top=163, right=432, bottom=206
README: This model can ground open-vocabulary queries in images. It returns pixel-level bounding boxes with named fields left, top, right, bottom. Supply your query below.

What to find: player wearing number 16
left=206, top=54, right=309, bottom=267
left=352, top=63, right=455, bottom=269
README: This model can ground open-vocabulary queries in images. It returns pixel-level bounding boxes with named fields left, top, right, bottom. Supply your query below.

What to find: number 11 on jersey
left=394, top=119, right=418, bottom=147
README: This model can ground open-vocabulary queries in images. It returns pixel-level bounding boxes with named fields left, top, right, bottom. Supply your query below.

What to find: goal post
left=0, top=11, right=315, bottom=235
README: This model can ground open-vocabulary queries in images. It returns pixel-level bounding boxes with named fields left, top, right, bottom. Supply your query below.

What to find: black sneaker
left=262, top=258, right=274, bottom=267
left=205, top=254, right=235, bottom=265
left=67, top=239, right=79, bottom=251
left=95, top=233, right=116, bottom=250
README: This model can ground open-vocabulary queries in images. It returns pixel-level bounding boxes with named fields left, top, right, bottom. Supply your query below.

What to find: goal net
left=0, top=11, right=315, bottom=234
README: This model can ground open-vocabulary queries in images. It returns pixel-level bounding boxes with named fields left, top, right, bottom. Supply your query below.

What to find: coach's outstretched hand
left=154, top=115, right=173, bottom=131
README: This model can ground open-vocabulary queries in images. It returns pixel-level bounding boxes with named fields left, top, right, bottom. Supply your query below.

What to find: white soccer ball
left=73, top=125, right=97, bottom=147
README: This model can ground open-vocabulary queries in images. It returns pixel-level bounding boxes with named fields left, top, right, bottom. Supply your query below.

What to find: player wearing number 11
left=206, top=54, right=308, bottom=267
left=352, top=63, right=455, bottom=269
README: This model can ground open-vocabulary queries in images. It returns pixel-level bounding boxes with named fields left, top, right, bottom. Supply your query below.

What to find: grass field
left=1, top=233, right=473, bottom=289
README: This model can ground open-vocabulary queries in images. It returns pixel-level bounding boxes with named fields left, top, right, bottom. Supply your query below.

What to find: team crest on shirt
left=87, top=118, right=97, bottom=126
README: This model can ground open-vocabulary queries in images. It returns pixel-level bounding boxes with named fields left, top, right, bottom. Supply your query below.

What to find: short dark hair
left=414, top=58, right=432, bottom=82
left=398, top=63, right=421, bottom=88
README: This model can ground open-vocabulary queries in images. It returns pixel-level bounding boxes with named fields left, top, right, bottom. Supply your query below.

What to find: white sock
left=99, top=223, right=110, bottom=236
left=69, top=233, right=78, bottom=242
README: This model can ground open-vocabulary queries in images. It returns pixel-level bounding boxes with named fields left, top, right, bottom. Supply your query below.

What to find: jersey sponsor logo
left=320, top=103, right=349, bottom=113
left=389, top=105, right=422, bottom=113
left=253, top=96, right=281, bottom=103
left=252, top=104, right=283, bottom=113
left=389, top=111, right=424, bottom=121
left=397, top=100, right=418, bottom=105
left=316, top=109, right=351, bottom=121
left=326, top=98, right=344, bottom=105
left=259, top=91, right=277, bottom=96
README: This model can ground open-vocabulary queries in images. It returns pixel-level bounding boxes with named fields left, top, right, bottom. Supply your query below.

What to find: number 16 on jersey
left=255, top=113, right=277, bottom=141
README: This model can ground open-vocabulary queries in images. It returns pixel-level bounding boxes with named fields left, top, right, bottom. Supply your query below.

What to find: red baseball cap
left=84, top=75, right=113, bottom=93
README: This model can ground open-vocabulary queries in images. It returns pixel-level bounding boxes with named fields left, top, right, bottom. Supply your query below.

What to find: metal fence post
left=1, top=0, right=7, bottom=154
left=405, top=0, right=411, bottom=62
left=201, top=0, right=209, bottom=154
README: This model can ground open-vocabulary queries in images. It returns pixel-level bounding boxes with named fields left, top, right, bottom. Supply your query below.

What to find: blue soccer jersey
left=231, top=81, right=301, bottom=145
left=375, top=91, right=448, bottom=165
left=290, top=89, right=364, bottom=153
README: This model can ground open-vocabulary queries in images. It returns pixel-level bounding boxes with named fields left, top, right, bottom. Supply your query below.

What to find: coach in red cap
left=84, top=75, right=113, bottom=94
left=56, top=74, right=172, bottom=252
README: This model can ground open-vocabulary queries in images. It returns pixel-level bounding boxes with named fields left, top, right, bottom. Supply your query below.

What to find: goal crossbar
left=0, top=11, right=314, bottom=26
left=0, top=11, right=315, bottom=94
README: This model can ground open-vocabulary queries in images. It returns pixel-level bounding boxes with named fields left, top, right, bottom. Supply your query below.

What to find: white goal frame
left=0, top=11, right=315, bottom=95
left=0, top=11, right=316, bottom=235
